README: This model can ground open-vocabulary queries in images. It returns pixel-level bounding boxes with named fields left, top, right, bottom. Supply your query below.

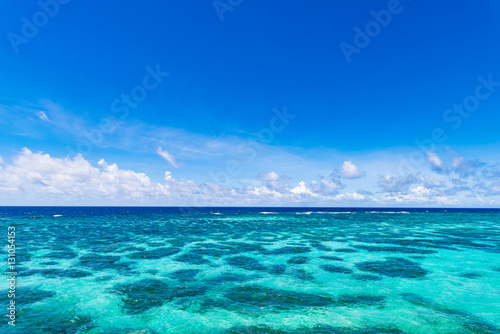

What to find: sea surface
left=1, top=207, right=500, bottom=334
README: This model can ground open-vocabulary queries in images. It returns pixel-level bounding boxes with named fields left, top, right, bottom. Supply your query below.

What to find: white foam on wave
left=316, top=211, right=352, bottom=214
left=260, top=212, right=278, bottom=214
left=296, top=211, right=313, bottom=215
left=211, top=212, right=223, bottom=215
left=365, top=211, right=410, bottom=214
left=53, top=214, right=63, bottom=217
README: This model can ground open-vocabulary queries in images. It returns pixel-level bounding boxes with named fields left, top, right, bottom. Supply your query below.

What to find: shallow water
left=2, top=207, right=500, bottom=333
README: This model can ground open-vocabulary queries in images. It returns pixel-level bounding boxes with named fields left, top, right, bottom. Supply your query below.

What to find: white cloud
left=436, top=196, right=460, bottom=206
left=448, top=153, right=484, bottom=177
left=0, top=149, right=363, bottom=205
left=411, top=186, right=437, bottom=197
left=423, top=176, right=442, bottom=188
left=36, top=111, right=50, bottom=122
left=335, top=192, right=365, bottom=201
left=378, top=174, right=419, bottom=193
left=258, top=171, right=290, bottom=191
left=290, top=181, right=314, bottom=196
left=427, top=152, right=447, bottom=173
left=0, top=148, right=167, bottom=200
left=451, top=156, right=464, bottom=169
left=0, top=148, right=497, bottom=207
left=310, top=177, right=344, bottom=195
left=338, top=160, right=365, bottom=179
left=157, top=147, right=182, bottom=168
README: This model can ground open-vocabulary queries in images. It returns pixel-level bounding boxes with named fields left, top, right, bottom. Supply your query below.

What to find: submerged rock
left=460, top=272, right=482, bottom=279
left=319, top=255, right=343, bottom=261
left=111, top=278, right=206, bottom=314
left=226, top=256, right=267, bottom=271
left=174, top=253, right=211, bottom=265
left=356, top=257, right=428, bottom=278
left=287, top=256, right=310, bottom=264
left=320, top=264, right=353, bottom=274
left=264, top=246, right=311, bottom=255
left=129, top=247, right=181, bottom=259
left=168, top=269, right=200, bottom=281
left=223, top=285, right=385, bottom=310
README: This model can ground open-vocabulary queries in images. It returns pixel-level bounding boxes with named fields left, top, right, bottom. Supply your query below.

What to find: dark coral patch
left=43, top=250, right=78, bottom=259
left=205, top=272, right=254, bottom=286
left=287, top=256, right=310, bottom=264
left=319, top=255, right=343, bottom=261
left=356, top=257, right=428, bottom=278
left=264, top=246, right=311, bottom=255
left=0, top=287, right=55, bottom=306
left=129, top=247, right=181, bottom=259
left=223, top=324, right=404, bottom=333
left=354, top=245, right=436, bottom=254
left=320, top=265, right=353, bottom=274
left=352, top=274, right=382, bottom=281
left=14, top=310, right=95, bottom=334
left=79, top=254, right=121, bottom=271
left=292, top=269, right=315, bottom=281
left=21, top=268, right=92, bottom=278
left=223, top=285, right=336, bottom=309
left=268, top=264, right=287, bottom=275
left=335, top=248, right=358, bottom=253
left=223, top=325, right=285, bottom=333
left=460, top=272, right=482, bottom=279
left=223, top=285, right=384, bottom=310
left=309, top=242, right=333, bottom=251
left=168, top=269, right=200, bottom=281
left=174, top=253, right=211, bottom=265
left=223, top=241, right=266, bottom=253
left=400, top=292, right=500, bottom=332
left=226, top=256, right=266, bottom=271
left=111, top=278, right=206, bottom=314
left=40, top=261, right=59, bottom=266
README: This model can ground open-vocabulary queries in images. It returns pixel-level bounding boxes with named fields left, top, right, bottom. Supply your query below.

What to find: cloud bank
left=0, top=148, right=498, bottom=207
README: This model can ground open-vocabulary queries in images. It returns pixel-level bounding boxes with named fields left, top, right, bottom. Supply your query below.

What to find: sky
left=0, top=0, right=499, bottom=206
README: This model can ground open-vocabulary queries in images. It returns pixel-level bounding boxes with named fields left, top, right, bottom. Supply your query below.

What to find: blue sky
left=1, top=0, right=500, bottom=206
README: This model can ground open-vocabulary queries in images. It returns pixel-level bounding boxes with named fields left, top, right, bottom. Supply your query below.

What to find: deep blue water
left=1, top=207, right=500, bottom=333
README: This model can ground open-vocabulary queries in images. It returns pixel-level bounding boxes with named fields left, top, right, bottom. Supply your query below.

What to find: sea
left=1, top=207, right=499, bottom=334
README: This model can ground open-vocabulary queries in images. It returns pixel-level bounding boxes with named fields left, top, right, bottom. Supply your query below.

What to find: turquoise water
left=2, top=207, right=500, bottom=333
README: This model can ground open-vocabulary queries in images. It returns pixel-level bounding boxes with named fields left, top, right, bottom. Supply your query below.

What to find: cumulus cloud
left=310, top=177, right=344, bottom=195
left=377, top=174, right=419, bottom=193
left=338, top=160, right=365, bottom=179
left=157, top=147, right=182, bottom=168
left=427, top=152, right=447, bottom=173
left=490, top=181, right=500, bottom=195
left=377, top=186, right=456, bottom=205
left=1, top=148, right=497, bottom=207
left=423, top=176, right=442, bottom=188
left=0, top=149, right=364, bottom=206
left=451, top=157, right=484, bottom=177
left=0, top=148, right=166, bottom=200
left=334, top=192, right=365, bottom=201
